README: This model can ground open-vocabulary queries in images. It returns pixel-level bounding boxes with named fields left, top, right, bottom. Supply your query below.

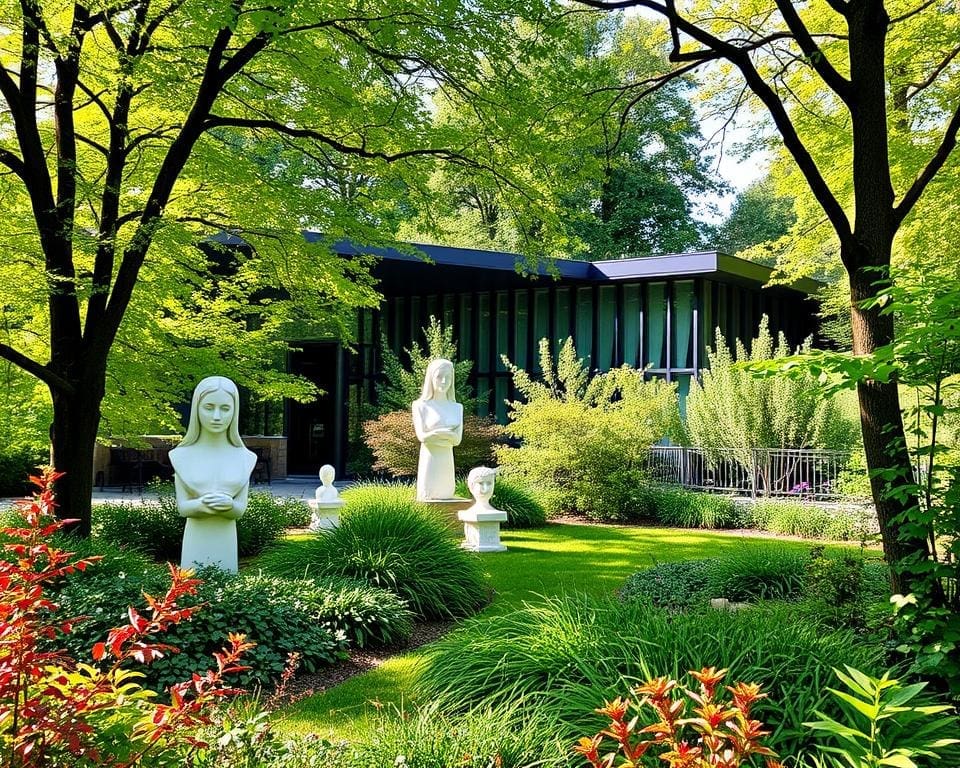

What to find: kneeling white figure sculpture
left=169, top=375, right=256, bottom=574
left=413, top=358, right=463, bottom=501
left=458, top=466, right=508, bottom=552
left=310, top=463, right=344, bottom=531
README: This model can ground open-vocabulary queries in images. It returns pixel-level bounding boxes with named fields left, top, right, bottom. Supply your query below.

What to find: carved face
left=431, top=364, right=453, bottom=397
left=197, top=389, right=234, bottom=435
left=470, top=474, right=495, bottom=502
left=319, top=464, right=335, bottom=485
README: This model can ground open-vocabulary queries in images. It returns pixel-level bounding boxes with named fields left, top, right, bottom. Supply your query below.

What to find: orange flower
left=689, top=667, right=727, bottom=699
left=573, top=735, right=604, bottom=767
left=726, top=682, right=767, bottom=717
left=634, top=676, right=677, bottom=702
left=597, top=697, right=630, bottom=722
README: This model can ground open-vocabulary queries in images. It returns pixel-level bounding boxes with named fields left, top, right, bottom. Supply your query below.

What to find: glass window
left=576, top=286, right=593, bottom=365
left=675, top=373, right=693, bottom=420
left=458, top=294, right=473, bottom=361
left=389, top=298, right=402, bottom=353
left=495, top=377, right=509, bottom=423
left=555, top=287, right=571, bottom=351
left=646, top=282, right=667, bottom=368
left=474, top=376, right=491, bottom=415
left=597, top=286, right=616, bottom=371
left=409, top=296, right=422, bottom=343
left=622, top=284, right=641, bottom=368
left=425, top=295, right=439, bottom=325
left=443, top=294, right=455, bottom=329
left=699, top=281, right=713, bottom=363
left=496, top=291, right=509, bottom=371
left=477, top=293, right=491, bottom=373
left=514, top=291, right=529, bottom=370
left=716, top=284, right=728, bottom=342
left=672, top=281, right=695, bottom=370
left=533, top=289, right=549, bottom=372
left=730, top=287, right=742, bottom=350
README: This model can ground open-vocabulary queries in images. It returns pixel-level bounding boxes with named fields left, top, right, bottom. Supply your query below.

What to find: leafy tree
left=400, top=14, right=718, bottom=257
left=579, top=0, right=960, bottom=594
left=0, top=1, right=580, bottom=533
left=713, top=178, right=796, bottom=260
left=685, top=316, right=859, bottom=491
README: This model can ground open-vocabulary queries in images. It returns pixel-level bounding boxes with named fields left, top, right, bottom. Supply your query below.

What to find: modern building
left=281, top=239, right=820, bottom=476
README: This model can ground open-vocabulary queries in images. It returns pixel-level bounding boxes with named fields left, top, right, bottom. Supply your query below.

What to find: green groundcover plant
left=257, top=483, right=489, bottom=620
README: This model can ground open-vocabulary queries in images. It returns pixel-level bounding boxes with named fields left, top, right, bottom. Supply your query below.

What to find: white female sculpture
left=413, top=358, right=463, bottom=501
left=169, top=376, right=256, bottom=573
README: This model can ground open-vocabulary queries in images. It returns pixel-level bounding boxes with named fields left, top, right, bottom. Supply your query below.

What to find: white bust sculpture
left=465, top=465, right=498, bottom=513
left=412, top=358, right=463, bottom=501
left=458, top=466, right=507, bottom=552
left=169, top=376, right=256, bottom=573
left=315, top=464, right=341, bottom=504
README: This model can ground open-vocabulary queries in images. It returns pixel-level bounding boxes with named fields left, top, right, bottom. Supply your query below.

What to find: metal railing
left=646, top=446, right=851, bottom=500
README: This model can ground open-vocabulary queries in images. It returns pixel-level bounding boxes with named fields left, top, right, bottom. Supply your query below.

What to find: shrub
left=456, top=474, right=547, bottom=529
left=417, top=595, right=885, bottom=758
left=93, top=485, right=309, bottom=560
left=56, top=567, right=347, bottom=692
left=747, top=499, right=873, bottom=541
left=803, top=547, right=891, bottom=628
left=498, top=338, right=681, bottom=521
left=641, top=485, right=739, bottom=528
left=0, top=444, right=47, bottom=496
left=257, top=483, right=489, bottom=620
left=685, top=316, right=859, bottom=476
left=704, top=544, right=808, bottom=601
left=364, top=409, right=502, bottom=477
left=618, top=559, right=713, bottom=610
left=1, top=470, right=253, bottom=766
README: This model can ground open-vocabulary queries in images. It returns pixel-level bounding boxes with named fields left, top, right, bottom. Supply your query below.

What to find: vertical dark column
left=665, top=281, right=673, bottom=381
left=591, top=284, right=600, bottom=373
left=487, top=289, right=497, bottom=390
left=335, top=344, right=348, bottom=476
left=615, top=283, right=625, bottom=367
left=401, top=295, right=412, bottom=361
left=371, top=307, right=381, bottom=405
left=469, top=292, right=479, bottom=393
left=507, top=289, right=517, bottom=402
left=640, top=283, right=648, bottom=372
left=548, top=285, right=557, bottom=356
left=692, top=279, right=700, bottom=374
left=526, top=287, right=536, bottom=372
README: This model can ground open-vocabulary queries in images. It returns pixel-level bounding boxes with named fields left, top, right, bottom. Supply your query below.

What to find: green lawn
left=274, top=522, right=841, bottom=737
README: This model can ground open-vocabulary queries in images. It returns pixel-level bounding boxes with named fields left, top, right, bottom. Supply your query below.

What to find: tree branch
left=907, top=44, right=960, bottom=99
left=889, top=0, right=937, bottom=24
left=0, top=148, right=27, bottom=180
left=894, top=101, right=960, bottom=225
left=203, top=115, right=473, bottom=164
left=772, top=0, right=850, bottom=102
left=0, top=342, right=76, bottom=395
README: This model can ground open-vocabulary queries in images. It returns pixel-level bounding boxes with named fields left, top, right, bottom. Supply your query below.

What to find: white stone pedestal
left=308, top=499, right=344, bottom=531
left=458, top=508, right=508, bottom=552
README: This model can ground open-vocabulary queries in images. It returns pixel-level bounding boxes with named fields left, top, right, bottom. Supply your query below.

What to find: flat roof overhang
left=318, top=237, right=822, bottom=297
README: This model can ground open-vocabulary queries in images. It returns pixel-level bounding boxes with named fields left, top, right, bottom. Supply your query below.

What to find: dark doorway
left=287, top=342, right=343, bottom=475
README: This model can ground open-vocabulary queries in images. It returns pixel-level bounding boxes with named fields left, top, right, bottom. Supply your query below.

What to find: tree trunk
left=49, top=379, right=104, bottom=537
left=848, top=262, right=930, bottom=595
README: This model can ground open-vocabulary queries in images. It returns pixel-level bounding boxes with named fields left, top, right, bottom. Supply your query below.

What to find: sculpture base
left=308, top=499, right=344, bottom=531
left=458, top=508, right=508, bottom=552
left=419, top=497, right=472, bottom=531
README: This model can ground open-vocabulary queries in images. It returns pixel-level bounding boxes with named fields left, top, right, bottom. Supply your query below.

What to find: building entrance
left=286, top=342, right=344, bottom=475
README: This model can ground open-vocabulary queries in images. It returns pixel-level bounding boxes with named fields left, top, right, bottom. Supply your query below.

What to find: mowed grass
left=272, top=522, right=845, bottom=737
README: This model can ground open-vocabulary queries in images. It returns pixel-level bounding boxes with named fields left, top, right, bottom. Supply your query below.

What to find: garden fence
left=646, top=446, right=850, bottom=500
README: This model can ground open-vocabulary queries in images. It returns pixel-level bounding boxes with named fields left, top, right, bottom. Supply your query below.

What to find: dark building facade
left=283, top=240, right=820, bottom=476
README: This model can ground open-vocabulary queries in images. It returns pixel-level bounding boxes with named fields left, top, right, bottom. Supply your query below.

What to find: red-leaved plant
left=0, top=469, right=254, bottom=767
left=574, top=667, right=784, bottom=768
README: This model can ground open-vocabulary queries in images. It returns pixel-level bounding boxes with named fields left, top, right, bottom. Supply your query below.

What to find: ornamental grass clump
left=257, top=482, right=488, bottom=620
left=417, top=595, right=883, bottom=758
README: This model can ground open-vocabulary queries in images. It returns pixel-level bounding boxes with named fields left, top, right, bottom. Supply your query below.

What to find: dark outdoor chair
left=251, top=446, right=272, bottom=485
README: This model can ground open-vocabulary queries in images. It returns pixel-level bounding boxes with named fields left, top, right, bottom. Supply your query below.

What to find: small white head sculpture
left=316, top=463, right=340, bottom=503
left=467, top=466, right=498, bottom=510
